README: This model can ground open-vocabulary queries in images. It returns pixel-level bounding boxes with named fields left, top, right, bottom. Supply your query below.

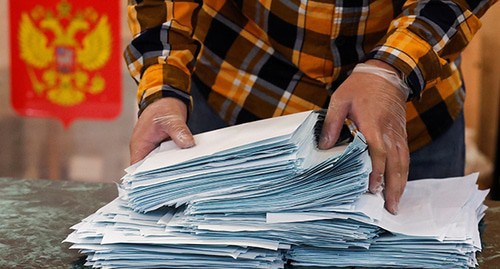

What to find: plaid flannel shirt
left=125, top=0, right=496, bottom=152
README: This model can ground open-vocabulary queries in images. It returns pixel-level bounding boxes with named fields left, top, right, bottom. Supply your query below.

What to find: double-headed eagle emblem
left=18, top=1, right=111, bottom=106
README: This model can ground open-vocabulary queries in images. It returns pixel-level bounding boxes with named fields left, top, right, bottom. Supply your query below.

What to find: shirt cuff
left=366, top=28, right=446, bottom=100
left=137, top=64, right=192, bottom=116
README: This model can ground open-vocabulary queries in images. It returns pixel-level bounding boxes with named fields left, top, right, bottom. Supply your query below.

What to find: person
left=124, top=0, right=496, bottom=215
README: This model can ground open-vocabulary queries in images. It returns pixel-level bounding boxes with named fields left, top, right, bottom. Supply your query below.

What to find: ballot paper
left=120, top=110, right=370, bottom=213
left=65, top=174, right=487, bottom=269
left=286, top=173, right=488, bottom=269
left=65, top=198, right=288, bottom=269
left=65, top=111, right=488, bottom=268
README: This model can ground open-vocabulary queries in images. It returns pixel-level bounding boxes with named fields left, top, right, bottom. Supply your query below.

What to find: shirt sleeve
left=124, top=0, right=202, bottom=115
left=366, top=0, right=497, bottom=99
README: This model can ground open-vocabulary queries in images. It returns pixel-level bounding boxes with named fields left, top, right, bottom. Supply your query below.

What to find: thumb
left=319, top=97, right=349, bottom=150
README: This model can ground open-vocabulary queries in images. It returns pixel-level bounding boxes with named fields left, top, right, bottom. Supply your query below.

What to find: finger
left=130, top=137, right=159, bottom=165
left=366, top=132, right=387, bottom=195
left=382, top=132, right=406, bottom=214
left=319, top=97, right=349, bottom=149
left=400, top=141, right=410, bottom=184
left=156, top=116, right=195, bottom=149
left=130, top=111, right=170, bottom=165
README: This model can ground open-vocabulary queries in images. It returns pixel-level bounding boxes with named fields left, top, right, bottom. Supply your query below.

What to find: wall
left=462, top=3, right=500, bottom=188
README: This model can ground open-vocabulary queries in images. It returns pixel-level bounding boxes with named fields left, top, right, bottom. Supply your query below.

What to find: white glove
left=319, top=59, right=409, bottom=215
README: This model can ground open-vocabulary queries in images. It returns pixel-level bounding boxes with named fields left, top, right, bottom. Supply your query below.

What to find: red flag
left=9, top=0, right=121, bottom=127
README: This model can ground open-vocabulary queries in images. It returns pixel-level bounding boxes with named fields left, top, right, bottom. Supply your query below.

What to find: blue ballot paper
left=65, top=110, right=488, bottom=269
left=121, top=110, right=370, bottom=213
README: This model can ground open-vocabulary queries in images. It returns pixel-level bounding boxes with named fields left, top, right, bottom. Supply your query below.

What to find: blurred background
left=0, top=0, right=136, bottom=182
left=0, top=1, right=498, bottom=194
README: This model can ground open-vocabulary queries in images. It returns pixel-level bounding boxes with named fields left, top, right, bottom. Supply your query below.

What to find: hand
left=129, top=97, right=195, bottom=164
left=318, top=60, right=409, bottom=214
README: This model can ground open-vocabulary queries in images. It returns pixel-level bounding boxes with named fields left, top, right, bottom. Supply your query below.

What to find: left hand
left=318, top=60, right=409, bottom=214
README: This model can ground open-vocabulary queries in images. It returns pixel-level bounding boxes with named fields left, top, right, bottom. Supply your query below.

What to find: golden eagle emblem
left=18, top=1, right=111, bottom=106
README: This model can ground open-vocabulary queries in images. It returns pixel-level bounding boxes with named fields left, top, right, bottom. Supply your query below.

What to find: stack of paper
left=65, top=111, right=488, bottom=268
left=285, top=173, right=488, bottom=268
left=121, top=110, right=370, bottom=213
left=65, top=199, right=288, bottom=269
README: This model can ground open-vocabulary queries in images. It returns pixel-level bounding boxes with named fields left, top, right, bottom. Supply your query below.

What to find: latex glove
left=319, top=59, right=409, bottom=215
left=130, top=97, right=195, bottom=164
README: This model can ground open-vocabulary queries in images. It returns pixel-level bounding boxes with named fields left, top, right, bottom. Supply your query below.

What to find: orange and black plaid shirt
left=125, top=0, right=496, bottom=152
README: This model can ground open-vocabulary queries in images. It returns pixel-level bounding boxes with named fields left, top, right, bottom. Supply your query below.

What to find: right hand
left=129, top=97, right=195, bottom=164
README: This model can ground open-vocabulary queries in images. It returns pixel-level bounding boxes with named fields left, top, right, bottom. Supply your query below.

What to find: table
left=480, top=199, right=500, bottom=268
left=0, top=178, right=116, bottom=268
left=1, top=178, right=499, bottom=268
